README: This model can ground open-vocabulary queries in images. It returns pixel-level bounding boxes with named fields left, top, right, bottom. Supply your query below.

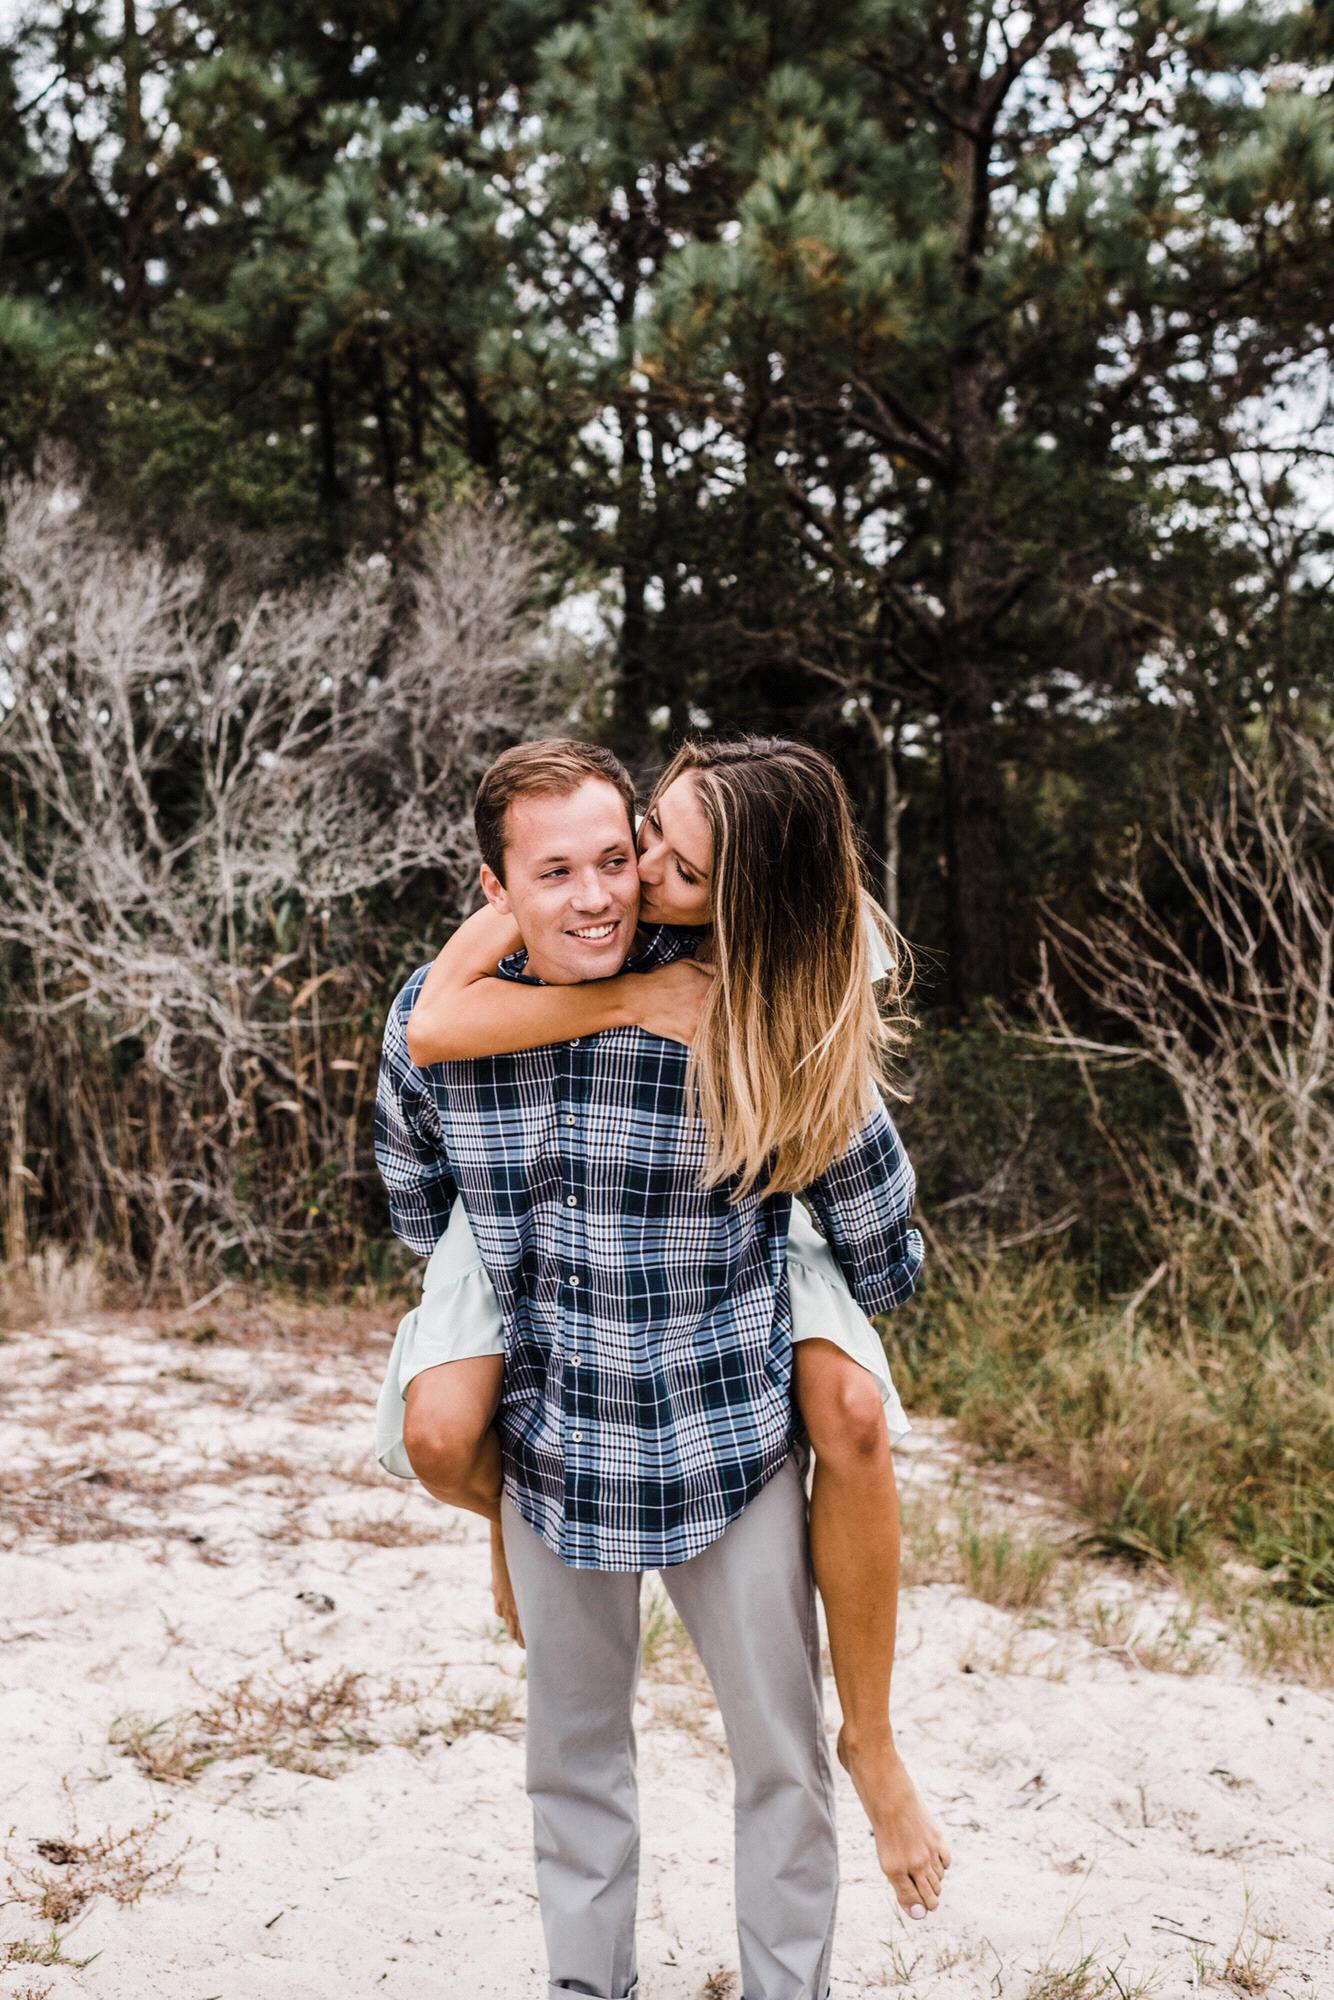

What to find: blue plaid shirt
left=375, top=927, right=924, bottom=1570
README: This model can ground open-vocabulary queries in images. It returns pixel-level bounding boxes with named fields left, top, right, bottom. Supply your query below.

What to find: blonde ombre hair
left=647, top=736, right=913, bottom=1199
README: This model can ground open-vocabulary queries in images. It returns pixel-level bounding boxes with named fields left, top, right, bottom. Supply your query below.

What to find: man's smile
left=567, top=919, right=620, bottom=942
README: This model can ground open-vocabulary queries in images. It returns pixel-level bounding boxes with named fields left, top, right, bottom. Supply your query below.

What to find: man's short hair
left=474, top=739, right=637, bottom=881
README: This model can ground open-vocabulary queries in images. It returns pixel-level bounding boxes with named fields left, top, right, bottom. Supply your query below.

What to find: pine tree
left=639, top=0, right=1334, bottom=1000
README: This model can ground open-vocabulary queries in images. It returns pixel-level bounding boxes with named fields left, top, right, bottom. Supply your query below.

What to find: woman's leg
left=403, top=1355, right=523, bottom=1644
left=794, top=1337, right=950, bottom=1917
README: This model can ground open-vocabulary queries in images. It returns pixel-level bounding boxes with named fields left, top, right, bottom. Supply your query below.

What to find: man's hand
left=629, top=959, right=713, bottom=1045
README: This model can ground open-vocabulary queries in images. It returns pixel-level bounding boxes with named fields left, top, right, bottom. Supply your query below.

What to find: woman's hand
left=630, top=959, right=713, bottom=1046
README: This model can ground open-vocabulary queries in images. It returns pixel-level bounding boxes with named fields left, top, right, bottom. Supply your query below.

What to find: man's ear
left=480, top=864, right=512, bottom=915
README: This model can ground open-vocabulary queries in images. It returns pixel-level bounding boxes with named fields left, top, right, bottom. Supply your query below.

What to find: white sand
left=1, top=1313, right=1330, bottom=1999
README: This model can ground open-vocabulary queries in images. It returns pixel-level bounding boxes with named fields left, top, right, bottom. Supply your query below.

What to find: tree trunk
left=610, top=205, right=648, bottom=754
left=5, top=1085, right=29, bottom=1269
left=313, top=359, right=344, bottom=547
left=939, top=645, right=1010, bottom=1007
left=862, top=698, right=904, bottom=931
left=372, top=341, right=399, bottom=530
left=119, top=0, right=150, bottom=319
left=615, top=401, right=649, bottom=750
left=880, top=710, right=903, bottom=933
left=940, top=332, right=1011, bottom=1008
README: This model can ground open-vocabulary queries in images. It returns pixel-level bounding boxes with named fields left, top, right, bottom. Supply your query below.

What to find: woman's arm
left=405, top=906, right=709, bottom=1063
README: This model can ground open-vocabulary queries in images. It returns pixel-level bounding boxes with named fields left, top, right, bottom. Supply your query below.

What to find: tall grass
left=886, top=1250, right=1334, bottom=1605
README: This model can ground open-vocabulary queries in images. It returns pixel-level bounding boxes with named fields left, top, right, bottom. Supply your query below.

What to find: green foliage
left=904, top=1011, right=1176, bottom=1283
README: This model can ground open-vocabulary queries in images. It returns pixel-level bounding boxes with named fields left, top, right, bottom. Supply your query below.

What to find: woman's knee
left=798, top=1351, right=889, bottom=1465
left=402, top=1384, right=489, bottom=1490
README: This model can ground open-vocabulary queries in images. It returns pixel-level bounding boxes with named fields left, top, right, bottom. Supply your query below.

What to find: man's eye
left=606, top=856, right=629, bottom=870
left=542, top=869, right=567, bottom=881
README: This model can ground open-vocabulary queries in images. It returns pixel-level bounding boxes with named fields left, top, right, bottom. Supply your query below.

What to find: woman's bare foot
left=489, top=1520, right=525, bottom=1647
left=837, top=1727, right=950, bottom=1917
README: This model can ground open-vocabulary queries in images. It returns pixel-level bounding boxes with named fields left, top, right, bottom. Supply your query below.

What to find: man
left=374, top=738, right=921, bottom=2000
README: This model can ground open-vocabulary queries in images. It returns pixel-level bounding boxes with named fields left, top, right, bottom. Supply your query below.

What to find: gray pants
left=501, top=1454, right=838, bottom=2000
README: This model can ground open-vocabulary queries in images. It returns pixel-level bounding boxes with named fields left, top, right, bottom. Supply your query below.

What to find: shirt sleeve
left=799, top=1098, right=924, bottom=1315
left=373, top=970, right=458, bottom=1257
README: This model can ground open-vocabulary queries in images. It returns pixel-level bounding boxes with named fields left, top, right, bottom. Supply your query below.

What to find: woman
left=378, top=735, right=950, bottom=1920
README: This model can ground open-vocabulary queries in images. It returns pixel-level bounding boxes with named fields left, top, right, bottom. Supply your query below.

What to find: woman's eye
left=676, top=864, right=697, bottom=886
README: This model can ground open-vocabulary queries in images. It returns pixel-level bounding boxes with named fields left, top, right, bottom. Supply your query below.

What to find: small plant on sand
left=5, top=1809, right=188, bottom=1921
left=1080, top=1598, right=1215, bottom=1676
left=897, top=1492, right=954, bottom=1587
left=111, top=1665, right=512, bottom=1780
left=401, top=1690, right=522, bottom=1749
left=877, top=1934, right=922, bottom=1985
left=319, top=1509, right=441, bottom=1547
left=111, top=1667, right=384, bottom=1781
left=1220, top=1899, right=1278, bottom=1995
left=640, top=1582, right=708, bottom=1685
left=1, top=1930, right=100, bottom=1971
left=1233, top=1600, right=1334, bottom=1689
left=1024, top=1952, right=1156, bottom=1999
left=957, top=1508, right=1060, bottom=1610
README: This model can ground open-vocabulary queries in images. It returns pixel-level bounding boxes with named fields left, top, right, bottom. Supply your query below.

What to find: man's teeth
left=571, top=922, right=617, bottom=940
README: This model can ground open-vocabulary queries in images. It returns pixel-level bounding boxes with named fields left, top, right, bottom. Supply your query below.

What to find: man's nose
left=570, top=870, right=612, bottom=910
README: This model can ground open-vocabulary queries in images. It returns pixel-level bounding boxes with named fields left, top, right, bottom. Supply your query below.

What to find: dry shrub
left=402, top=1691, right=523, bottom=1749
left=5, top=1810, right=187, bottom=1923
left=152, top=1292, right=396, bottom=1359
left=111, top=1668, right=382, bottom=1782
left=0, top=1463, right=165, bottom=1551
left=0, top=1247, right=106, bottom=1327
left=1034, top=727, right=1334, bottom=1318
left=0, top=455, right=573, bottom=1290
left=320, top=1509, right=442, bottom=1546
left=107, top=1663, right=510, bottom=1781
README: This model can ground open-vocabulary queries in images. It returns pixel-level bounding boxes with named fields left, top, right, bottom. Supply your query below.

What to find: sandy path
left=1, top=1313, right=1329, bottom=2000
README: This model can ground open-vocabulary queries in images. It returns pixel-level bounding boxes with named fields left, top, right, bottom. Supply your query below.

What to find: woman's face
left=637, top=773, right=713, bottom=928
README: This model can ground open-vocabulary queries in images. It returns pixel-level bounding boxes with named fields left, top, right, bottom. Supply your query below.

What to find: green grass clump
left=886, top=1251, right=1334, bottom=1604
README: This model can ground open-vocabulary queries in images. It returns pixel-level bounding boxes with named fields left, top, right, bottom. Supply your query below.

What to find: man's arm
left=374, top=970, right=459, bottom=1256
left=799, top=1100, right=924, bottom=1316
